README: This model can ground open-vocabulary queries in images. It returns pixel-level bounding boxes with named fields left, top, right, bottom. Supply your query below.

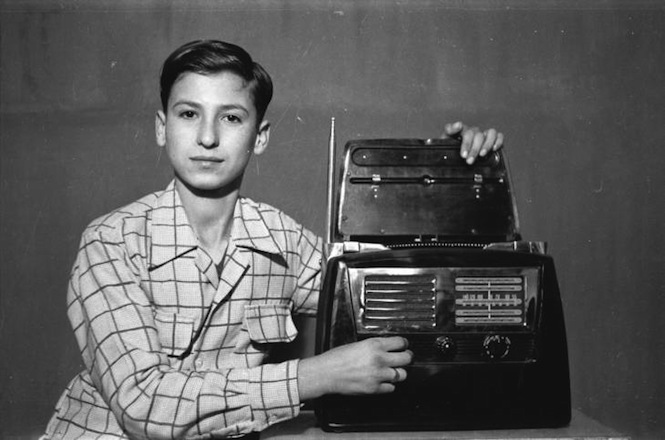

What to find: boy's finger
left=469, top=132, right=484, bottom=164
left=384, top=350, right=414, bottom=367
left=382, top=366, right=408, bottom=384
left=374, top=336, right=410, bottom=352
left=445, top=121, right=463, bottom=135
left=479, top=129, right=498, bottom=157
left=460, top=127, right=478, bottom=160
left=493, top=132, right=505, bottom=151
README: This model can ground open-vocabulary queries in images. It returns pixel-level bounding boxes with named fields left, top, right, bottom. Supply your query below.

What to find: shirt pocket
left=153, top=310, right=196, bottom=357
left=234, top=304, right=298, bottom=354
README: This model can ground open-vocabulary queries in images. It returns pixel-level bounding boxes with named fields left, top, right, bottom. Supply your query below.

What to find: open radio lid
left=332, top=138, right=521, bottom=244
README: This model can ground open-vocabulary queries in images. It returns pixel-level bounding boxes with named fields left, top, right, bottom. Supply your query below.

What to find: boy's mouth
left=191, top=156, right=224, bottom=163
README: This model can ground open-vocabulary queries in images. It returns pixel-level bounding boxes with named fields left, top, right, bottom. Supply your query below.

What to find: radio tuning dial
left=483, top=334, right=511, bottom=360
left=435, top=336, right=457, bottom=358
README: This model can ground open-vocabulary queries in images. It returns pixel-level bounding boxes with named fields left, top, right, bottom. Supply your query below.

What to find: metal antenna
left=326, top=117, right=336, bottom=244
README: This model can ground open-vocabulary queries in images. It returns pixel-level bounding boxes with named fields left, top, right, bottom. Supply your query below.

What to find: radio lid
left=332, top=138, right=521, bottom=244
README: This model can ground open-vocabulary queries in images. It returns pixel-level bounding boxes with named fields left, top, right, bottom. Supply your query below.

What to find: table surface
left=261, top=409, right=630, bottom=440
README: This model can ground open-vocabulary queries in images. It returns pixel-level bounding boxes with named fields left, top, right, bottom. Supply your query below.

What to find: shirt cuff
left=247, top=359, right=301, bottom=429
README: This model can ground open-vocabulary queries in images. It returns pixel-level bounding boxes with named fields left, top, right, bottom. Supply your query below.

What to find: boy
left=44, top=40, right=504, bottom=439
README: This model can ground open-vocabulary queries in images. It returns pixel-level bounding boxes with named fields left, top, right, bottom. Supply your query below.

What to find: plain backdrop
left=1, top=1, right=664, bottom=439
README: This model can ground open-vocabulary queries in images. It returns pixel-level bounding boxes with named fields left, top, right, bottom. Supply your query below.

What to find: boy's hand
left=443, top=121, right=504, bottom=165
left=298, top=337, right=413, bottom=400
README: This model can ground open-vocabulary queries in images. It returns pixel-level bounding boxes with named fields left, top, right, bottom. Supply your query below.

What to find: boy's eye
left=223, top=114, right=242, bottom=123
left=179, top=110, right=197, bottom=119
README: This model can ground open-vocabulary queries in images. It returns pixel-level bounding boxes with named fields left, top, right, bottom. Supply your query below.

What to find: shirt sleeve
left=290, top=224, right=323, bottom=316
left=67, top=228, right=301, bottom=439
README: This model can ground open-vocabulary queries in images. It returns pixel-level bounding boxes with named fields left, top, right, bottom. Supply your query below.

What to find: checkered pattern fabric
left=43, top=181, right=322, bottom=439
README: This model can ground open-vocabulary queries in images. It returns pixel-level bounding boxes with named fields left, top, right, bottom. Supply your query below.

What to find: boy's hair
left=160, top=40, right=273, bottom=122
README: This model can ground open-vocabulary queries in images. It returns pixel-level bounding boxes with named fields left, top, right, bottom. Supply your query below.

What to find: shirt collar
left=149, top=181, right=284, bottom=270
left=231, top=197, right=284, bottom=257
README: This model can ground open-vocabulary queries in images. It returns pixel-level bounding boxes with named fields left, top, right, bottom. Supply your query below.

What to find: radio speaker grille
left=362, top=275, right=436, bottom=328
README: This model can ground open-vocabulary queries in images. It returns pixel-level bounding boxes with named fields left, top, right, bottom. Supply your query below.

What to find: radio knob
left=435, top=336, right=456, bottom=358
left=483, top=334, right=511, bottom=360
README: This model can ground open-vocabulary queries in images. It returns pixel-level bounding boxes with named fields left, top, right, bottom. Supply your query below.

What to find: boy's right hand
left=297, top=336, right=413, bottom=401
left=442, top=121, right=504, bottom=165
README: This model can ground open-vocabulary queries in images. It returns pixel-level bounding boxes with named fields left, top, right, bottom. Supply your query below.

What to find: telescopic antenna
left=326, top=117, right=336, bottom=244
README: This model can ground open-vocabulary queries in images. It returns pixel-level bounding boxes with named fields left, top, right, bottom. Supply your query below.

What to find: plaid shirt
left=44, top=181, right=322, bottom=439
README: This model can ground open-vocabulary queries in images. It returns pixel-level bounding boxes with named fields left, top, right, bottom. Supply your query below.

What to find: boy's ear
left=253, top=120, right=270, bottom=156
left=155, top=110, right=167, bottom=147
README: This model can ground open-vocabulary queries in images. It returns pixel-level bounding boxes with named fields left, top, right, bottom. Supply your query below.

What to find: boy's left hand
left=442, top=121, right=504, bottom=165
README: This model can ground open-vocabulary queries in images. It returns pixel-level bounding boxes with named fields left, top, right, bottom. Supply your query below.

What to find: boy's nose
left=197, top=119, right=219, bottom=148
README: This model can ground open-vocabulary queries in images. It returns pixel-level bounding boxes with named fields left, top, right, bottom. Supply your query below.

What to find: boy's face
left=155, top=71, right=269, bottom=194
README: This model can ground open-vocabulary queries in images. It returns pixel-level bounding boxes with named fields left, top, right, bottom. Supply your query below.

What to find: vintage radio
left=315, top=120, right=571, bottom=432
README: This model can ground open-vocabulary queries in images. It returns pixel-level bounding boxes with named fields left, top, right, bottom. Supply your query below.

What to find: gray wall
left=1, top=1, right=664, bottom=438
